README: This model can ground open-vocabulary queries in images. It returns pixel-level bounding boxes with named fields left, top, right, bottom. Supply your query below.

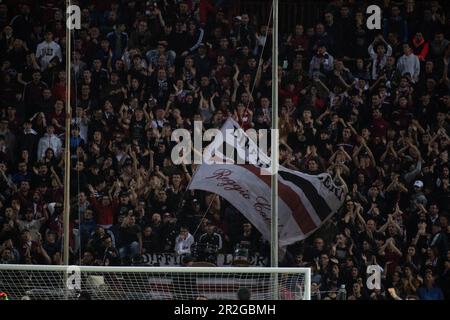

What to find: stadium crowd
left=0, top=0, right=449, bottom=300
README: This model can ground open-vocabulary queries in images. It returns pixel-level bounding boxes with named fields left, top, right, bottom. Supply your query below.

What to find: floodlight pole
left=271, top=0, right=279, bottom=300
left=63, top=0, right=72, bottom=267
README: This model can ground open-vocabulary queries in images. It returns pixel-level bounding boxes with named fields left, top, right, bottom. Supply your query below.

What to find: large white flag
left=188, top=118, right=346, bottom=247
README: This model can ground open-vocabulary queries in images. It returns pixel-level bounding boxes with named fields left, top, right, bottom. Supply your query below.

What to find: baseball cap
left=414, top=180, right=424, bottom=188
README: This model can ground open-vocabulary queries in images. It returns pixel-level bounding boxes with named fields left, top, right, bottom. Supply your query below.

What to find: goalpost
left=0, top=265, right=310, bottom=300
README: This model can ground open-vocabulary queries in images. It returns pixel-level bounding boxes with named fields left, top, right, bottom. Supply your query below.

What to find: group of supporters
left=0, top=0, right=448, bottom=300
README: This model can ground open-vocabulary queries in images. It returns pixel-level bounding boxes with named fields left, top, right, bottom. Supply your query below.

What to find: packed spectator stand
left=0, top=0, right=449, bottom=300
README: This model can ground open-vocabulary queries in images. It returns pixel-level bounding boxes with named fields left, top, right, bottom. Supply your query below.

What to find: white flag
left=189, top=118, right=346, bottom=247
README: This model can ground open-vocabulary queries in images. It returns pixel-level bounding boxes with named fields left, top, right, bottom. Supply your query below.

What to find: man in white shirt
left=308, top=43, right=334, bottom=79
left=151, top=108, right=168, bottom=129
left=36, top=31, right=62, bottom=70
left=368, top=35, right=393, bottom=80
left=397, top=43, right=420, bottom=83
left=37, top=125, right=62, bottom=160
left=174, top=226, right=195, bottom=255
left=16, top=208, right=48, bottom=242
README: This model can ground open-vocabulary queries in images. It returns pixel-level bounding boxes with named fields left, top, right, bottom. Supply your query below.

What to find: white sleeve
left=37, top=139, right=44, bottom=160
left=187, top=235, right=195, bottom=249
left=368, top=44, right=376, bottom=59
left=217, top=233, right=223, bottom=250
left=386, top=45, right=393, bottom=57
left=326, top=55, right=334, bottom=71
left=189, top=28, right=205, bottom=53
left=55, top=44, right=62, bottom=61
left=174, top=236, right=183, bottom=254
left=36, top=43, right=43, bottom=59
left=56, top=137, right=62, bottom=156
left=414, top=56, right=420, bottom=79
left=396, top=58, right=403, bottom=73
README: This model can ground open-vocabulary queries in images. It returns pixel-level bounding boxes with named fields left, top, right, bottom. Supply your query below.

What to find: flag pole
left=63, top=0, right=72, bottom=266
left=271, top=0, right=279, bottom=299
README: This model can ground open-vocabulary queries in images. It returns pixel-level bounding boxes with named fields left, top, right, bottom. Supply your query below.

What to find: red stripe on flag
left=241, top=165, right=317, bottom=234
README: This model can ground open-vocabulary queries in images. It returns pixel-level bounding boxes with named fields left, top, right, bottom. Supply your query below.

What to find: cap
left=414, top=180, right=424, bottom=188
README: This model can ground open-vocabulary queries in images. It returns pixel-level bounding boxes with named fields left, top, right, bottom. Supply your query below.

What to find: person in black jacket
left=198, top=222, right=222, bottom=251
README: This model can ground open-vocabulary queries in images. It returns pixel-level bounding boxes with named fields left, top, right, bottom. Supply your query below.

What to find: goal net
left=0, top=265, right=310, bottom=300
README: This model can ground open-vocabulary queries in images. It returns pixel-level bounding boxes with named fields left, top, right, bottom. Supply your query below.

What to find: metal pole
left=271, top=0, right=279, bottom=299
left=62, top=0, right=73, bottom=300
left=63, top=0, right=72, bottom=267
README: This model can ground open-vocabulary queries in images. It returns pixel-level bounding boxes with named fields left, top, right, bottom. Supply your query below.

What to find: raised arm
left=155, top=8, right=166, bottom=28
left=362, top=140, right=376, bottom=166
left=334, top=165, right=348, bottom=194
left=50, top=166, right=63, bottom=188
left=316, top=107, right=331, bottom=126
left=254, top=59, right=264, bottom=89
left=313, top=78, right=331, bottom=94
left=231, top=64, right=240, bottom=103
left=352, top=144, right=362, bottom=167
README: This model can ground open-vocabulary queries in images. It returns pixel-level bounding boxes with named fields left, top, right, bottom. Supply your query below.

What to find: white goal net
left=0, top=265, right=310, bottom=300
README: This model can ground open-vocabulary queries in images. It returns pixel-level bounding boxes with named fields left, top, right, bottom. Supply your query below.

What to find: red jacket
left=199, top=0, right=215, bottom=26
left=412, top=38, right=429, bottom=61
left=52, top=82, right=66, bottom=102
left=369, top=118, right=389, bottom=138
left=91, top=197, right=118, bottom=226
left=279, top=87, right=300, bottom=107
